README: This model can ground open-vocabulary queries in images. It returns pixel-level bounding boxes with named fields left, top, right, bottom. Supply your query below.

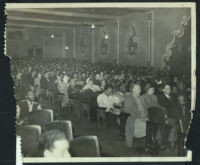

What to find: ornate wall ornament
left=161, top=15, right=190, bottom=70
left=127, top=25, right=137, bottom=56
left=80, top=32, right=87, bottom=55
left=100, top=28, right=108, bottom=56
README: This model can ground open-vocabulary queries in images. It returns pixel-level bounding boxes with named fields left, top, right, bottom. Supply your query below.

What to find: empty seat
left=69, top=136, right=100, bottom=157
left=44, top=120, right=73, bottom=141
left=28, top=109, right=53, bottom=127
left=17, top=125, right=41, bottom=157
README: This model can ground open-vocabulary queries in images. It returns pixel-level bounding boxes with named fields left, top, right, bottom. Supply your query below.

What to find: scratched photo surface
left=6, top=3, right=196, bottom=163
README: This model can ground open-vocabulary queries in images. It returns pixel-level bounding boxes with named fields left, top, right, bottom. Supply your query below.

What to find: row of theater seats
left=17, top=109, right=100, bottom=157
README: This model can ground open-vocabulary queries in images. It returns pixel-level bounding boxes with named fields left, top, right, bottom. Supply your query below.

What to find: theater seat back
left=17, top=125, right=41, bottom=157
left=44, top=120, right=73, bottom=141
left=147, top=106, right=165, bottom=124
left=69, top=136, right=100, bottom=157
left=28, top=109, right=53, bottom=126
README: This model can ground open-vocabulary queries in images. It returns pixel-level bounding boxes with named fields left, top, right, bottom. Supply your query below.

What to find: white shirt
left=26, top=100, right=33, bottom=112
left=164, top=93, right=170, bottom=99
left=97, top=93, right=113, bottom=112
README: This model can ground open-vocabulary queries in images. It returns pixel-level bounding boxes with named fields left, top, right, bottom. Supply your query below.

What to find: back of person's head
left=39, top=130, right=71, bottom=158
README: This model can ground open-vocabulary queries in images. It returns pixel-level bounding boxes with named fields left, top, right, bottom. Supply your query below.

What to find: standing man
left=157, top=83, right=179, bottom=149
left=124, top=84, right=147, bottom=148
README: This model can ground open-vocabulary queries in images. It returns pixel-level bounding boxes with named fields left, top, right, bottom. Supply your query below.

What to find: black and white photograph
left=5, top=2, right=196, bottom=163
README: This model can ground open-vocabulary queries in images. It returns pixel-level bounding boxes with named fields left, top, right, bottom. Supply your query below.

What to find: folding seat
left=44, top=120, right=73, bottom=141
left=17, top=125, right=42, bottom=157
left=69, top=136, right=100, bottom=157
left=28, top=109, right=54, bottom=129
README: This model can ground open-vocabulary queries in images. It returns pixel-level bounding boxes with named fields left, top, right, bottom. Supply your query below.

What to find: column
left=92, top=29, right=95, bottom=64
left=116, top=19, right=120, bottom=65
left=73, top=29, right=76, bottom=58
left=146, top=12, right=153, bottom=67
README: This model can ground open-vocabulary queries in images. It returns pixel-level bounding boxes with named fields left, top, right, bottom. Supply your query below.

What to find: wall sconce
left=104, top=34, right=109, bottom=39
left=65, top=46, right=69, bottom=50
left=91, top=24, right=96, bottom=29
left=51, top=34, right=55, bottom=38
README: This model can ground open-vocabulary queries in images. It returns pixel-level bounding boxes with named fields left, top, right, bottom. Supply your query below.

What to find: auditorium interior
left=6, top=7, right=192, bottom=158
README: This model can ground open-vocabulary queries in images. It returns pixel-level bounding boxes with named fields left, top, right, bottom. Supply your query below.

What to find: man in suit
left=18, top=91, right=41, bottom=125
left=157, top=83, right=180, bottom=149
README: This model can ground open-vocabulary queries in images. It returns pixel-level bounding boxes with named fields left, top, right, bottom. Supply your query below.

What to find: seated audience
left=13, top=57, right=191, bottom=153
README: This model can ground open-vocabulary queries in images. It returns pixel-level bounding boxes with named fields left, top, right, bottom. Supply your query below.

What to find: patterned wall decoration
left=161, top=15, right=191, bottom=71
left=80, top=32, right=87, bottom=55
left=127, top=24, right=137, bottom=56
left=100, top=28, right=108, bottom=55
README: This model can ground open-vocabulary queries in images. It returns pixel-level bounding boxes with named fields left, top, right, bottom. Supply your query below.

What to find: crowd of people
left=13, top=56, right=191, bottom=154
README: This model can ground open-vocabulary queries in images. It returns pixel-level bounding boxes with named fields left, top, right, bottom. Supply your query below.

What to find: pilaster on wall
left=116, top=19, right=120, bottom=65
left=146, top=11, right=154, bottom=67
left=73, top=29, right=76, bottom=58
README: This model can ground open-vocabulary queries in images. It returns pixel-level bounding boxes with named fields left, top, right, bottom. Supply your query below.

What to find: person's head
left=86, top=78, right=93, bottom=86
left=100, top=71, right=104, bottom=77
left=173, top=76, right=179, bottom=84
left=26, top=91, right=35, bottom=102
left=101, top=80, right=106, bottom=87
left=177, top=95, right=185, bottom=105
left=104, top=85, right=112, bottom=96
left=172, top=86, right=178, bottom=95
left=132, top=84, right=141, bottom=96
left=95, top=74, right=100, bottom=80
left=69, top=79, right=76, bottom=87
left=145, top=84, right=155, bottom=95
left=162, top=84, right=171, bottom=95
left=40, top=130, right=71, bottom=158
left=63, top=75, right=69, bottom=83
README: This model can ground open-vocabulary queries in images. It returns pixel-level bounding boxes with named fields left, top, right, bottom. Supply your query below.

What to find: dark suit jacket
left=157, top=93, right=180, bottom=119
left=19, top=100, right=38, bottom=121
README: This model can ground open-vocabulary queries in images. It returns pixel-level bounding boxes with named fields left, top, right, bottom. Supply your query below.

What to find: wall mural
left=100, top=29, right=108, bottom=55
left=127, top=25, right=137, bottom=56
left=80, top=32, right=87, bottom=55
left=161, top=15, right=191, bottom=71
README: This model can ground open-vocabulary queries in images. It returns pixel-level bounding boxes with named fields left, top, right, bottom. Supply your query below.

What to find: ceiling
left=6, top=8, right=151, bottom=30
